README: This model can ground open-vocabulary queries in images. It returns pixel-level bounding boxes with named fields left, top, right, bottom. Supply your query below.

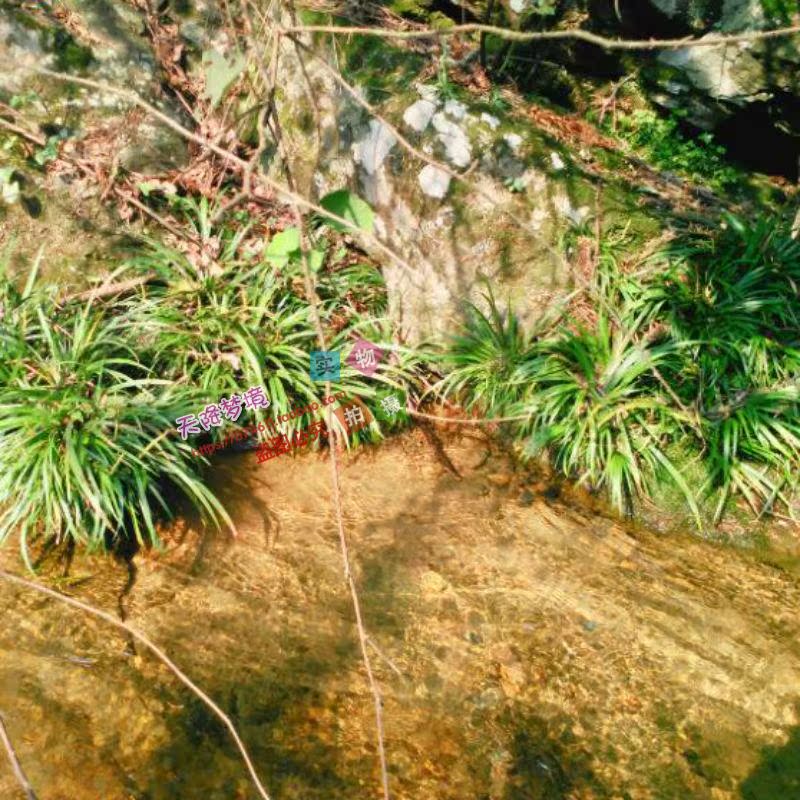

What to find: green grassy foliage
left=437, top=288, right=533, bottom=416
left=647, top=215, right=800, bottom=521
left=0, top=252, right=231, bottom=567
left=607, top=109, right=741, bottom=192
left=125, top=196, right=414, bottom=444
left=3, top=172, right=797, bottom=562
left=521, top=316, right=697, bottom=519
left=438, top=215, right=800, bottom=526
left=0, top=189, right=416, bottom=563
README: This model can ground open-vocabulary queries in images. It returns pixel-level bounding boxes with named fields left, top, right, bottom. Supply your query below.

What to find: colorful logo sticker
left=346, top=337, right=383, bottom=377
left=310, top=350, right=340, bottom=382
left=374, top=388, right=407, bottom=423
left=333, top=397, right=373, bottom=434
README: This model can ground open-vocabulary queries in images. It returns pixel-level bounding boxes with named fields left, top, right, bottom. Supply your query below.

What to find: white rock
left=353, top=120, right=398, bottom=175
left=432, top=113, right=472, bottom=168
left=403, top=99, right=437, bottom=133
left=444, top=99, right=467, bottom=120
left=524, top=170, right=547, bottom=194
left=550, top=151, right=566, bottom=170
left=504, top=132, right=523, bottom=151
left=417, top=84, right=440, bottom=102
left=530, top=208, right=549, bottom=233
left=480, top=112, right=501, bottom=130
left=554, top=194, right=589, bottom=226
left=418, top=165, right=451, bottom=199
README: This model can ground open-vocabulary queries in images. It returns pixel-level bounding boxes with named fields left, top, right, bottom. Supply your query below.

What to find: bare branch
left=325, top=415, right=392, bottom=800
left=409, top=408, right=532, bottom=424
left=0, top=117, right=46, bottom=147
left=0, top=713, right=38, bottom=800
left=248, top=13, right=392, bottom=792
left=60, top=272, right=156, bottom=304
left=280, top=21, right=800, bottom=49
left=113, top=188, right=196, bottom=241
left=0, top=570, right=273, bottom=800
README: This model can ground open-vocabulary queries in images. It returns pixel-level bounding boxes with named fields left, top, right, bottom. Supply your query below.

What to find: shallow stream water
left=1, top=430, right=799, bottom=799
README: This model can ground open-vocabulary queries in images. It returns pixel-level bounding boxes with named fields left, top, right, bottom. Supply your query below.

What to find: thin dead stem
left=325, top=423, right=392, bottom=800
left=0, top=570, right=272, bottom=800
left=60, top=273, right=156, bottom=304
left=281, top=21, right=800, bottom=49
left=0, top=713, right=38, bottom=800
left=409, top=408, right=531, bottom=424
left=248, top=10, right=391, bottom=791
left=0, top=117, right=46, bottom=146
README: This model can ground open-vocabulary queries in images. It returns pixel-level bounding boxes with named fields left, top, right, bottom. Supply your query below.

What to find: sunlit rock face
left=0, top=14, right=51, bottom=93
left=269, top=25, right=583, bottom=344
left=622, top=0, right=800, bottom=171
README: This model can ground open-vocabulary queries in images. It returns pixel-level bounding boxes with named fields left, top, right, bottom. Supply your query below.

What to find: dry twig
left=280, top=21, right=800, bottom=49
left=0, top=570, right=273, bottom=800
left=32, top=67, right=432, bottom=285
left=61, top=273, right=156, bottom=305
left=0, top=713, right=38, bottom=800
left=242, top=8, right=392, bottom=792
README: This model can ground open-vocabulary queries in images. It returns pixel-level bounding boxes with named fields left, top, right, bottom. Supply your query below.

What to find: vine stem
left=409, top=408, right=532, bottom=425
left=0, top=570, right=273, bottom=800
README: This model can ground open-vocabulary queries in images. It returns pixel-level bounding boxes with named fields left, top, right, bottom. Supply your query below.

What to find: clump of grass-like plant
left=125, top=202, right=319, bottom=438
left=436, top=288, right=535, bottom=416
left=649, top=215, right=800, bottom=521
left=436, top=215, right=800, bottom=528
left=126, top=196, right=418, bottom=445
left=519, top=313, right=698, bottom=520
left=0, top=268, right=231, bottom=567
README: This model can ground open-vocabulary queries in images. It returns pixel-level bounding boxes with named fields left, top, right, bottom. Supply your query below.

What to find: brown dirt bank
left=1, top=430, right=799, bottom=799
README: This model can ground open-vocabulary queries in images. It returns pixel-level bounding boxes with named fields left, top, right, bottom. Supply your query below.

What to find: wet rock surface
left=1, top=432, right=799, bottom=799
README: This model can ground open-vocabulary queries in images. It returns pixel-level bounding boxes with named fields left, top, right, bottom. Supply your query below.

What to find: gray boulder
left=644, top=0, right=800, bottom=143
